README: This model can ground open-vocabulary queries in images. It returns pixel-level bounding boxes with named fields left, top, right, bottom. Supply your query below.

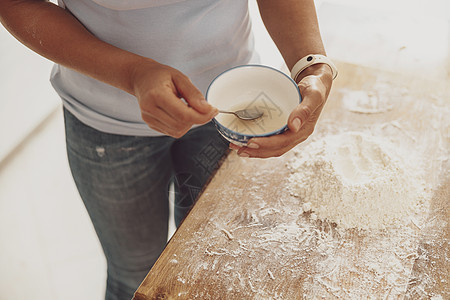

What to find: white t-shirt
left=51, top=0, right=259, bottom=136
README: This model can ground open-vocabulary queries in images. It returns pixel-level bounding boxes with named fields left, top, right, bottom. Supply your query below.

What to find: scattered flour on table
left=287, top=131, right=430, bottom=230
left=340, top=82, right=409, bottom=114
left=342, top=90, right=393, bottom=113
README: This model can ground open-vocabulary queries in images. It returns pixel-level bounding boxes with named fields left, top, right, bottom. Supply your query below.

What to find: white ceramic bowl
left=206, top=65, right=301, bottom=146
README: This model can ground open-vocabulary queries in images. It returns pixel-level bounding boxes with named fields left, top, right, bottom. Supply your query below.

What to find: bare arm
left=257, top=0, right=327, bottom=70
left=0, top=0, right=143, bottom=93
left=0, top=0, right=217, bottom=137
left=230, top=0, right=333, bottom=158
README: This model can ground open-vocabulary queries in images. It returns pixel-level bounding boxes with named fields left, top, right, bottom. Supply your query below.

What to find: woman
left=0, top=1, right=335, bottom=299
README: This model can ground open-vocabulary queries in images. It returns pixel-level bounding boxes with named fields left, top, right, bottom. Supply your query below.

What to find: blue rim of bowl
left=205, top=64, right=302, bottom=138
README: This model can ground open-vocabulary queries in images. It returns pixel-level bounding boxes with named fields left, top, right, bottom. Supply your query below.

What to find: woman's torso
left=51, top=0, right=258, bottom=136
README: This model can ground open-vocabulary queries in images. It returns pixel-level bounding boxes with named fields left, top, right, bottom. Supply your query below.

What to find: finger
left=172, top=73, right=217, bottom=115
left=142, top=107, right=191, bottom=136
left=238, top=125, right=314, bottom=158
left=141, top=111, right=189, bottom=138
left=238, top=134, right=300, bottom=158
left=142, top=117, right=170, bottom=136
left=229, top=143, right=241, bottom=150
left=237, top=140, right=299, bottom=159
left=245, top=129, right=298, bottom=151
left=288, top=78, right=324, bottom=133
left=155, top=90, right=218, bottom=125
left=237, top=145, right=290, bottom=159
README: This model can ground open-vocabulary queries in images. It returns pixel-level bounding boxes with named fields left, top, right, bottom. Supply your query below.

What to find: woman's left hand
left=229, top=64, right=333, bottom=158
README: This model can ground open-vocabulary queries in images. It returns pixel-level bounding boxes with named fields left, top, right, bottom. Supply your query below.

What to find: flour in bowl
left=287, top=131, right=429, bottom=230
left=216, top=101, right=288, bottom=135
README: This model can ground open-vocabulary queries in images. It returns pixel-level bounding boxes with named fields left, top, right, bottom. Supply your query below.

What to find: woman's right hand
left=131, top=59, right=218, bottom=138
left=0, top=1, right=217, bottom=139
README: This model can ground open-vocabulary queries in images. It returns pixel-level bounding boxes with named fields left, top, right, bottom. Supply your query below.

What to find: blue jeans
left=63, top=108, right=228, bottom=300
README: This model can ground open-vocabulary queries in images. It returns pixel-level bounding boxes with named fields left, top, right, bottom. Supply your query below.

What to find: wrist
left=127, top=57, right=159, bottom=96
left=294, top=64, right=333, bottom=84
left=291, top=54, right=337, bottom=84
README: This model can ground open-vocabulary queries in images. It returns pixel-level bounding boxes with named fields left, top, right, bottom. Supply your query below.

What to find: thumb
left=287, top=104, right=311, bottom=133
left=287, top=80, right=320, bottom=133
left=173, top=74, right=217, bottom=115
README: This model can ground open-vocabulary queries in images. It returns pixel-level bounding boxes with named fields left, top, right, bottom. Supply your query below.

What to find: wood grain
left=133, top=62, right=449, bottom=299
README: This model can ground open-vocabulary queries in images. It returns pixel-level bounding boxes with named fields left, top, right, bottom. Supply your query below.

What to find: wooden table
left=133, top=62, right=449, bottom=299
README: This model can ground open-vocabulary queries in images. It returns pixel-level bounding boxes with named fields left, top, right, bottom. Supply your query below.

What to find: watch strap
left=291, top=54, right=338, bottom=82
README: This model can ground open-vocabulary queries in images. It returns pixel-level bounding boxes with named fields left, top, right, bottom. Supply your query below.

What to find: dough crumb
left=302, top=202, right=312, bottom=213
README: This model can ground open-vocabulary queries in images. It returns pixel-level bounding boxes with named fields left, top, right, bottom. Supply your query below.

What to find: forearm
left=257, top=0, right=329, bottom=77
left=0, top=0, right=146, bottom=95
